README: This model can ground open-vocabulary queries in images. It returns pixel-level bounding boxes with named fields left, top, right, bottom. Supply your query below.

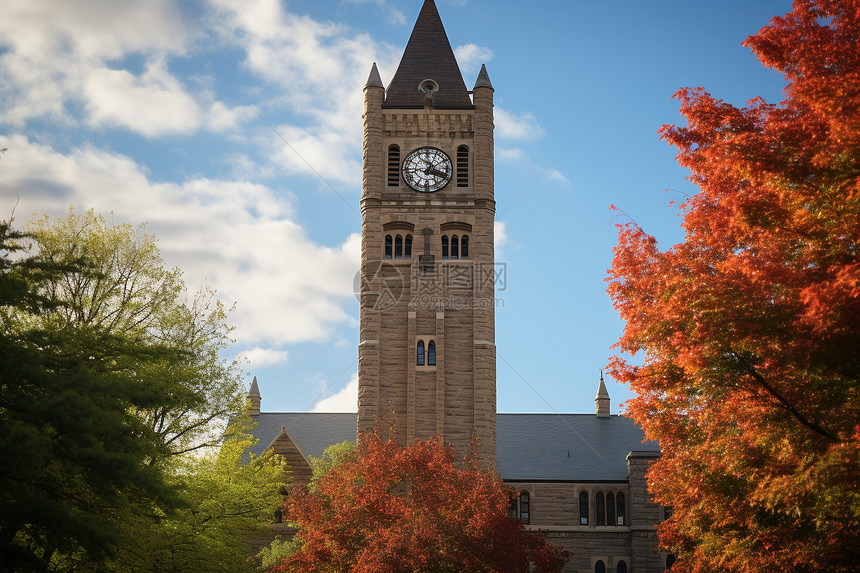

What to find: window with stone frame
left=417, top=340, right=425, bottom=366
left=509, top=490, right=530, bottom=525
left=579, top=491, right=589, bottom=526
left=616, top=561, right=628, bottom=573
left=427, top=340, right=436, bottom=366
left=385, top=234, right=393, bottom=259
left=595, top=561, right=606, bottom=573
left=456, top=145, right=469, bottom=187
left=593, top=490, right=627, bottom=526
left=388, top=145, right=400, bottom=186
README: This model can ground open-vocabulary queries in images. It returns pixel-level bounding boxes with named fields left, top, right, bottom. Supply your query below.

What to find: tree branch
left=729, top=351, right=844, bottom=443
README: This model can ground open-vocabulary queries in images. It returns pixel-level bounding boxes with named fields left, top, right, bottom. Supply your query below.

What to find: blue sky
left=0, top=0, right=791, bottom=415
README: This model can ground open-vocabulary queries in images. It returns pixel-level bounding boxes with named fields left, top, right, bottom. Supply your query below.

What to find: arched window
left=457, top=145, right=469, bottom=187
left=666, top=555, right=676, bottom=570
left=388, top=145, right=400, bottom=186
left=441, top=235, right=449, bottom=259
left=616, top=561, right=627, bottom=573
left=616, top=492, right=626, bottom=526
left=417, top=340, right=425, bottom=366
left=395, top=235, right=403, bottom=259
left=595, top=561, right=606, bottom=573
left=428, top=341, right=436, bottom=366
left=460, top=234, right=469, bottom=259
left=596, top=492, right=605, bottom=526
left=404, top=234, right=412, bottom=259
left=508, top=494, right=518, bottom=520
left=385, top=235, right=393, bottom=259
left=451, top=235, right=459, bottom=260
left=519, top=490, right=530, bottom=524
left=579, top=491, right=589, bottom=525
left=607, top=492, right=616, bottom=526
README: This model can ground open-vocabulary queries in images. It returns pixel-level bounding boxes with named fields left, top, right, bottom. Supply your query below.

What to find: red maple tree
left=607, top=1, right=860, bottom=571
left=272, top=433, right=569, bottom=573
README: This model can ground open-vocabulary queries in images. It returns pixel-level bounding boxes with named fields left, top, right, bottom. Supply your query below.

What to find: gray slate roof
left=383, top=0, right=473, bottom=109
left=248, top=413, right=658, bottom=482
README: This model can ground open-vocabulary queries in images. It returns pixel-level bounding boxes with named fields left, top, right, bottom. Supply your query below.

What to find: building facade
left=249, top=1, right=669, bottom=571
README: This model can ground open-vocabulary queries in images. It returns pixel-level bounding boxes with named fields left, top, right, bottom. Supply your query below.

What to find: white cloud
left=313, top=373, right=358, bottom=412
left=208, top=0, right=401, bottom=185
left=454, top=43, right=494, bottom=75
left=238, top=347, right=289, bottom=367
left=495, top=108, right=543, bottom=141
left=494, top=220, right=508, bottom=261
left=1, top=134, right=359, bottom=346
left=0, top=0, right=252, bottom=136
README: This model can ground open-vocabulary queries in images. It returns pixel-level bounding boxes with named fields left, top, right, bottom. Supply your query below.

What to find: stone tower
left=357, top=0, right=496, bottom=463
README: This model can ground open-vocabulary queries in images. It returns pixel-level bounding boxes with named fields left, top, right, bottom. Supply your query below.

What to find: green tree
left=0, top=218, right=177, bottom=571
left=101, top=421, right=289, bottom=573
left=25, top=208, right=245, bottom=458
left=1, top=209, right=266, bottom=572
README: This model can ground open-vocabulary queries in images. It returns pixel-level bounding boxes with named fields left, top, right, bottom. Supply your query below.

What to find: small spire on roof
left=596, top=370, right=610, bottom=418
left=473, top=64, right=494, bottom=91
left=248, top=376, right=261, bottom=416
left=365, top=62, right=384, bottom=89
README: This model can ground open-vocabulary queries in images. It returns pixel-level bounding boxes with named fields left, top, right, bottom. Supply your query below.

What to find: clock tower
left=358, top=0, right=496, bottom=463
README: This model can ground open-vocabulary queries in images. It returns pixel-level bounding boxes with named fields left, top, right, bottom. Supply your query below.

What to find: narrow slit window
left=395, top=235, right=403, bottom=259
left=405, top=234, right=412, bottom=259
left=509, top=495, right=518, bottom=520
left=616, top=492, right=625, bottom=526
left=441, top=235, right=449, bottom=259
left=519, top=491, right=530, bottom=525
left=596, top=492, right=605, bottom=526
left=579, top=491, right=589, bottom=526
left=607, top=492, right=616, bottom=526
left=417, top=340, right=425, bottom=366
left=388, top=145, right=400, bottom=186
left=457, top=145, right=469, bottom=187
left=385, top=235, right=393, bottom=259
left=428, top=341, right=436, bottom=366
left=461, top=234, right=469, bottom=259
left=451, top=235, right=459, bottom=260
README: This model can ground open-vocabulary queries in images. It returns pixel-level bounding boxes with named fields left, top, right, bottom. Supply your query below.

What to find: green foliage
left=24, top=208, right=245, bottom=457
left=308, top=440, right=356, bottom=483
left=101, top=421, right=289, bottom=573
left=0, top=210, right=268, bottom=571
left=0, top=219, right=177, bottom=571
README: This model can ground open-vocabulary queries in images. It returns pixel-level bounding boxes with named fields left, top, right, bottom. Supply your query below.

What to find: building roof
left=383, top=0, right=473, bottom=109
left=497, top=414, right=659, bottom=481
left=248, top=412, right=658, bottom=482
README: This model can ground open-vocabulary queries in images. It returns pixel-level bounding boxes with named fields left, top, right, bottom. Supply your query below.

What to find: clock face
left=402, top=147, right=453, bottom=193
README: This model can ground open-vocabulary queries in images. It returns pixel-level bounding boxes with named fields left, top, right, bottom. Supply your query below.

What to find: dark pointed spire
left=473, top=64, right=493, bottom=90
left=365, top=62, right=384, bottom=89
left=383, top=0, right=472, bottom=109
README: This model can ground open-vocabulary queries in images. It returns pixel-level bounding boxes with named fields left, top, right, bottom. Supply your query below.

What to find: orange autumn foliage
left=607, top=1, right=860, bottom=571
left=273, top=433, right=569, bottom=573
